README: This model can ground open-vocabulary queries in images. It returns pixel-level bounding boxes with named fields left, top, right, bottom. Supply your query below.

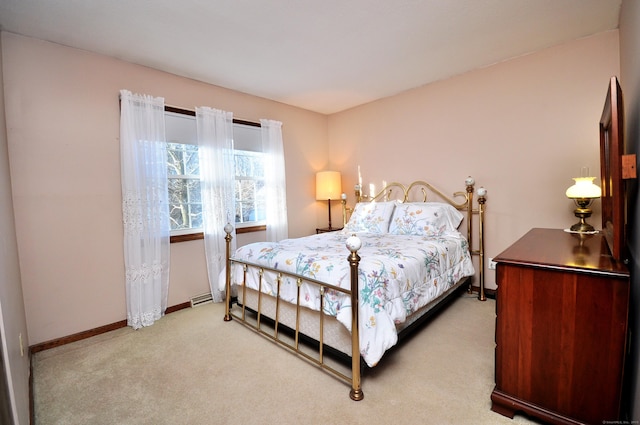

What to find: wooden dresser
left=491, top=228, right=630, bottom=424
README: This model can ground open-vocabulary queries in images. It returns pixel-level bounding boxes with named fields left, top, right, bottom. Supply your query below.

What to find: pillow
left=388, top=202, right=464, bottom=236
left=343, top=201, right=395, bottom=234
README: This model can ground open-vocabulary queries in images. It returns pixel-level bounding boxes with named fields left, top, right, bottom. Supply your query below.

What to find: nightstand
left=491, top=228, right=630, bottom=424
left=316, top=227, right=343, bottom=234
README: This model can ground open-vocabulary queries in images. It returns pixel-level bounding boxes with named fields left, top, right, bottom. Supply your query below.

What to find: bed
left=222, top=178, right=487, bottom=400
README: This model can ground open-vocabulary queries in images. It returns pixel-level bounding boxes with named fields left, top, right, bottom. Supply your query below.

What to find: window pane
left=235, top=156, right=266, bottom=224
left=254, top=180, right=266, bottom=221
left=168, top=176, right=202, bottom=230
left=188, top=203, right=203, bottom=229
left=252, top=155, right=264, bottom=178
left=184, top=147, right=199, bottom=175
left=235, top=179, right=254, bottom=223
left=235, top=154, right=249, bottom=177
left=234, top=151, right=264, bottom=178
left=167, top=143, right=199, bottom=176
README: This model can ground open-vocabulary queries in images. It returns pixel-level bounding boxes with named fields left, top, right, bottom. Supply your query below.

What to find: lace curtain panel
left=196, top=107, right=236, bottom=303
left=260, top=119, right=289, bottom=242
left=119, top=89, right=170, bottom=329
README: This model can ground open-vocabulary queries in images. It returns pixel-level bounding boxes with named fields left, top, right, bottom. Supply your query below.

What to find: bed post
left=346, top=234, right=364, bottom=401
left=465, top=178, right=475, bottom=294
left=464, top=178, right=488, bottom=301
left=223, top=223, right=234, bottom=322
left=477, top=189, right=487, bottom=301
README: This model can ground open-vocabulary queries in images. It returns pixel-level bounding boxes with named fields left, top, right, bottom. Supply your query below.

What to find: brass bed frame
left=223, top=178, right=487, bottom=401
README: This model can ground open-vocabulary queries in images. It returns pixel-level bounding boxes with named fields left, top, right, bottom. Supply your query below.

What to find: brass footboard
left=223, top=225, right=364, bottom=401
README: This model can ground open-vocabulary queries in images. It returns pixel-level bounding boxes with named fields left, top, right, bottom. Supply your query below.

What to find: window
left=235, top=150, right=265, bottom=224
left=165, top=110, right=264, bottom=236
left=167, top=142, right=202, bottom=233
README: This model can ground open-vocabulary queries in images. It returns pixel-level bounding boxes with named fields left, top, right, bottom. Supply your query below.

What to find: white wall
left=1, top=32, right=329, bottom=345
left=0, top=33, right=30, bottom=425
left=328, top=31, right=620, bottom=290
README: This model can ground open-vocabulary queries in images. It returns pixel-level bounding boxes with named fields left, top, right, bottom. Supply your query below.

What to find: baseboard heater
left=190, top=292, right=213, bottom=307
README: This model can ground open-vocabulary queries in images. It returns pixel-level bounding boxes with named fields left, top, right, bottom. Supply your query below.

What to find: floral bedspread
left=227, top=230, right=475, bottom=367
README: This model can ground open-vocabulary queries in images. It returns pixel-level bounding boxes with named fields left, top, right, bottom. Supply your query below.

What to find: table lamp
left=316, top=171, right=342, bottom=229
left=565, top=175, right=601, bottom=233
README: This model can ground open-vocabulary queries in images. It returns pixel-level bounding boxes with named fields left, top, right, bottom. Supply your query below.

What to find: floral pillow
left=388, top=202, right=464, bottom=237
left=344, top=202, right=395, bottom=234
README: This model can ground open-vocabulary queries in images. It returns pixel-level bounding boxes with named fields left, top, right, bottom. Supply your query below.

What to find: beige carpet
left=33, top=294, right=540, bottom=425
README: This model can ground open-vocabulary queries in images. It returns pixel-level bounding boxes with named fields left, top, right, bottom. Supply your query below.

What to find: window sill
left=170, top=232, right=204, bottom=243
left=170, top=225, right=266, bottom=244
left=237, top=224, right=267, bottom=234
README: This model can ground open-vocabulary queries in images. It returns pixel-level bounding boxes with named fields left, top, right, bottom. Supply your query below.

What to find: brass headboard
left=341, top=178, right=487, bottom=300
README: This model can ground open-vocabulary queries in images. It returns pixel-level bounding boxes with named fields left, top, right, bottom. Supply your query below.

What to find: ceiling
left=0, top=0, right=621, bottom=114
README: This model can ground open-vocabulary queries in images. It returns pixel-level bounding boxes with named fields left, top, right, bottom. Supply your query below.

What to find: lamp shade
left=565, top=177, right=601, bottom=199
left=316, top=171, right=342, bottom=200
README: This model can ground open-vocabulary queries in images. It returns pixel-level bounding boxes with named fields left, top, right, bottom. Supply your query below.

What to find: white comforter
left=226, top=230, right=475, bottom=367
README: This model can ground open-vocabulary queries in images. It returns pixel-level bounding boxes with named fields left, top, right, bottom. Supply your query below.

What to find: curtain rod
left=165, top=105, right=261, bottom=127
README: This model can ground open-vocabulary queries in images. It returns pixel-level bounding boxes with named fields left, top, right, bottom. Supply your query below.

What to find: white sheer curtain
left=119, top=89, right=170, bottom=329
left=197, top=107, right=236, bottom=302
left=260, top=119, right=288, bottom=242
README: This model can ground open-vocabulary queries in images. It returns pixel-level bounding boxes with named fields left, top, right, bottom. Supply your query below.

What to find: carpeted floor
left=32, top=294, right=540, bottom=424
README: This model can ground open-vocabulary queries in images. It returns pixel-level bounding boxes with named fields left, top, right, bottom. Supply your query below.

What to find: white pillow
left=344, top=202, right=395, bottom=234
left=388, top=202, right=464, bottom=236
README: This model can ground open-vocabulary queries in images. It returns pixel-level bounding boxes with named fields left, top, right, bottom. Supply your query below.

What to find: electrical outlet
left=489, top=258, right=497, bottom=270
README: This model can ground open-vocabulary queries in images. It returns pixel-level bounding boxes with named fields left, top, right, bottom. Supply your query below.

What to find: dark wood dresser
left=491, top=228, right=630, bottom=424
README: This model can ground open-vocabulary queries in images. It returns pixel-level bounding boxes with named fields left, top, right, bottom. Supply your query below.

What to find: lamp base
left=569, top=206, right=597, bottom=233
left=569, top=221, right=596, bottom=233
left=570, top=207, right=596, bottom=233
